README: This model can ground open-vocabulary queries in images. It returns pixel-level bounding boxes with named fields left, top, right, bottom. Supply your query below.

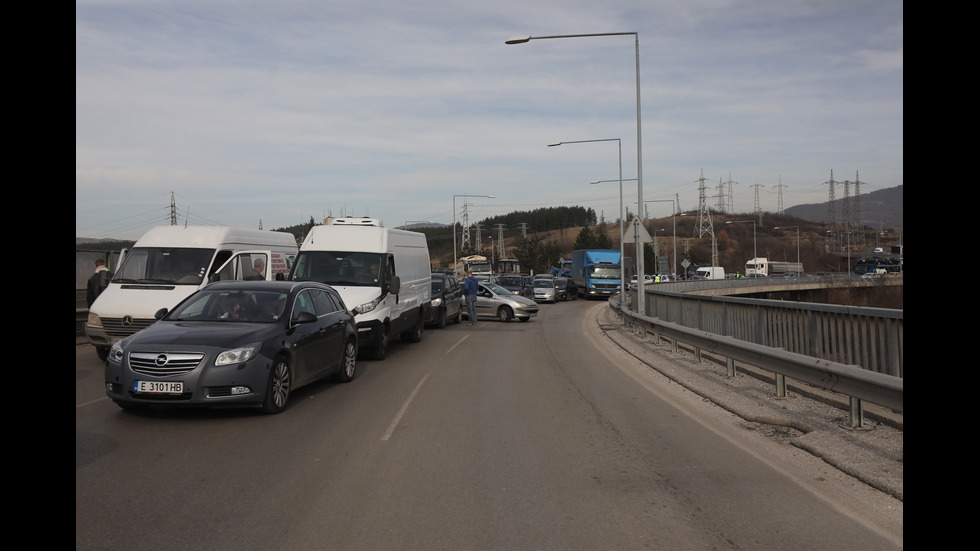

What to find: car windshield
left=168, top=289, right=289, bottom=323
left=483, top=283, right=512, bottom=295
left=533, top=280, right=554, bottom=288
left=499, top=276, right=522, bottom=287
left=431, top=279, right=444, bottom=293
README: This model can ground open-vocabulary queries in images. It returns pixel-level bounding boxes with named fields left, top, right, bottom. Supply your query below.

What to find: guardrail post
left=775, top=373, right=787, bottom=398
left=848, top=397, right=866, bottom=430
left=726, top=358, right=736, bottom=377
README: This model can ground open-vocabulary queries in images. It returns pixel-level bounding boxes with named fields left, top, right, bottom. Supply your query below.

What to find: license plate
left=134, top=380, right=184, bottom=394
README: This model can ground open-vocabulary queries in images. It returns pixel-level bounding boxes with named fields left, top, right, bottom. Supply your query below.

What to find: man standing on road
left=463, top=269, right=479, bottom=326
left=87, top=259, right=112, bottom=307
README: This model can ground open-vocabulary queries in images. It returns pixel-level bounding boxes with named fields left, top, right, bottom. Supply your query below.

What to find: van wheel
left=262, top=357, right=291, bottom=414
left=96, top=346, right=109, bottom=362
left=402, top=314, right=423, bottom=343
left=369, top=327, right=389, bottom=361
left=497, top=306, right=513, bottom=323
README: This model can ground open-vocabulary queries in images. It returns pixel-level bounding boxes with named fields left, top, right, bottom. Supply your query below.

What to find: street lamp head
left=548, top=142, right=563, bottom=147
left=505, top=35, right=532, bottom=44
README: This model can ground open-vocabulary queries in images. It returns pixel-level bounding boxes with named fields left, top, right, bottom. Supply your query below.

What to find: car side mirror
left=389, top=275, right=401, bottom=294
left=154, top=307, right=169, bottom=320
left=293, top=311, right=317, bottom=324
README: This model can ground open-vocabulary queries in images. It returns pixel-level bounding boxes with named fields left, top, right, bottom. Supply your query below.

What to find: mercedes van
left=85, top=226, right=298, bottom=360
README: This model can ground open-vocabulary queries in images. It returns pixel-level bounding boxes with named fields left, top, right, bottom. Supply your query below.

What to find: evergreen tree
left=573, top=227, right=596, bottom=249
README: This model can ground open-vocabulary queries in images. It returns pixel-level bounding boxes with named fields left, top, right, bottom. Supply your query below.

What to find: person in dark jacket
left=86, top=259, right=112, bottom=307
left=462, top=269, right=479, bottom=326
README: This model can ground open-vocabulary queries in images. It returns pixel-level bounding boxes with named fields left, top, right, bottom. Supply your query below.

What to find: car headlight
left=87, top=312, right=103, bottom=327
left=108, top=341, right=124, bottom=363
left=431, top=297, right=443, bottom=307
left=215, top=343, right=260, bottom=366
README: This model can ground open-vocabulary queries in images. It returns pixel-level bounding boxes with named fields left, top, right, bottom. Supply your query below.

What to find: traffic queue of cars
left=100, top=266, right=574, bottom=416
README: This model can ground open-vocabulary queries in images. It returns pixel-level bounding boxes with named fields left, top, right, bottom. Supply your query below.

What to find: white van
left=85, top=226, right=298, bottom=360
left=288, top=218, right=431, bottom=360
left=694, top=266, right=726, bottom=280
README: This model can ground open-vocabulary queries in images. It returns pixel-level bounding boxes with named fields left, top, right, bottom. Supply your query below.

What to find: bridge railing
left=610, top=280, right=902, bottom=427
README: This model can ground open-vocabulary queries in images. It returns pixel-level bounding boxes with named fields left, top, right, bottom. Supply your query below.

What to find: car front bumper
left=105, top=351, right=275, bottom=408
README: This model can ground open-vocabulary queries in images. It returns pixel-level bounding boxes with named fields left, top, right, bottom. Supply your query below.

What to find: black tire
left=96, top=346, right=109, bottom=362
left=436, top=308, right=447, bottom=329
left=402, top=314, right=423, bottom=343
left=518, top=317, right=530, bottom=322
left=334, top=339, right=358, bottom=382
left=497, top=306, right=513, bottom=323
left=369, top=326, right=389, bottom=360
left=262, top=357, right=292, bottom=414
left=453, top=306, right=462, bottom=324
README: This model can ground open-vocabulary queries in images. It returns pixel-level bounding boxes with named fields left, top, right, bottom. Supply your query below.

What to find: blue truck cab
left=570, top=249, right=622, bottom=298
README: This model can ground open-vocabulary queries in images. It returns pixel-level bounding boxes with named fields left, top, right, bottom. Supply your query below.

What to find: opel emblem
left=155, top=354, right=168, bottom=366
left=122, top=315, right=134, bottom=327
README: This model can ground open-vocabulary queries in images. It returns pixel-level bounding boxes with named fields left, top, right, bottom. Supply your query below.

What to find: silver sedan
left=471, top=283, right=539, bottom=322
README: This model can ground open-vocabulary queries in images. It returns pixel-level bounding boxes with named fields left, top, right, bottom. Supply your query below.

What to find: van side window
left=211, top=250, right=232, bottom=278
left=242, top=253, right=268, bottom=281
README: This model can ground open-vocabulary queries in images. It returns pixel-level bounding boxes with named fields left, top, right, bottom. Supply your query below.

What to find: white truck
left=288, top=218, right=432, bottom=360
left=85, top=226, right=299, bottom=360
left=694, top=266, right=726, bottom=280
left=460, top=255, right=493, bottom=278
left=744, top=257, right=804, bottom=277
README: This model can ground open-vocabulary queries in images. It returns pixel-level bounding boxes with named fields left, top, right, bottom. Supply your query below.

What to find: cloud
left=76, top=0, right=902, bottom=240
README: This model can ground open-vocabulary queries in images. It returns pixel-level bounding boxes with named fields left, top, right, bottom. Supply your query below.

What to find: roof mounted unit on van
left=331, top=218, right=384, bottom=227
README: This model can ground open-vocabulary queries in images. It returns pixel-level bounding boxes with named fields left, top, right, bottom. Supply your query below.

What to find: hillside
left=77, top=186, right=902, bottom=277
left=785, top=185, right=902, bottom=232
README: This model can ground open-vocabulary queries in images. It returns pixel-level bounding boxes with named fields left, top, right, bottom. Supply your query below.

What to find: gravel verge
left=589, top=302, right=903, bottom=502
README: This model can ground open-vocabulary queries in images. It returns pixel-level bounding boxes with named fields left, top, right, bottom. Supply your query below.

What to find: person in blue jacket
left=463, top=269, right=480, bottom=326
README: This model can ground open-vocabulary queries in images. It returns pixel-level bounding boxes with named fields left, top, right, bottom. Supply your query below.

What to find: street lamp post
left=508, top=31, right=645, bottom=312
left=727, top=220, right=757, bottom=271
left=635, top=199, right=677, bottom=277
left=549, top=138, right=625, bottom=295
left=453, top=194, right=495, bottom=276
left=774, top=226, right=800, bottom=267
left=652, top=228, right=665, bottom=275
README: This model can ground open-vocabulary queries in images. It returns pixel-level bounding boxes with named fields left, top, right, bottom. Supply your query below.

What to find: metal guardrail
left=609, top=281, right=903, bottom=428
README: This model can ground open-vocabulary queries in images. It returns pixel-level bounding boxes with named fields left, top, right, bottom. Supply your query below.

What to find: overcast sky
left=76, top=0, right=902, bottom=241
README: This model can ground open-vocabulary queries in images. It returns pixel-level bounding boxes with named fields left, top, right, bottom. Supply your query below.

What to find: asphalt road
left=76, top=299, right=902, bottom=550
